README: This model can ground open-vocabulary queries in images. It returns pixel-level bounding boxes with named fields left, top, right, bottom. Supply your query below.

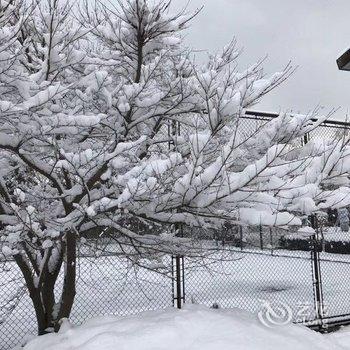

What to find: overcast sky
left=172, top=0, right=350, bottom=120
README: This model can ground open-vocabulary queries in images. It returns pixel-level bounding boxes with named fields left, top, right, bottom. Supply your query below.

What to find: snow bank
left=328, top=326, right=350, bottom=349
left=23, top=305, right=341, bottom=350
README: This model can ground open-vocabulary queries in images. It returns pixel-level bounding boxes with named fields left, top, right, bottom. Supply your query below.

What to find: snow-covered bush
left=1, top=0, right=350, bottom=335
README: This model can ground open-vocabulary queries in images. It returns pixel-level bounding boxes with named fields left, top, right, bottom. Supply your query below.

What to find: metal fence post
left=269, top=227, right=274, bottom=256
left=303, top=132, right=310, bottom=145
left=310, top=214, right=325, bottom=327
left=169, top=119, right=185, bottom=309
left=172, top=255, right=185, bottom=309
left=239, top=225, right=243, bottom=251
left=171, top=221, right=185, bottom=309
left=259, top=225, right=263, bottom=250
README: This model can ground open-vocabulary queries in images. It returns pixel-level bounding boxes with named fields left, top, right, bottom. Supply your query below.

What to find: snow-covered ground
left=2, top=248, right=350, bottom=349
left=21, top=305, right=344, bottom=350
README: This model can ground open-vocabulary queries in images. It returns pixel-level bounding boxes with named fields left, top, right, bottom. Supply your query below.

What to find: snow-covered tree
left=1, top=0, right=350, bottom=335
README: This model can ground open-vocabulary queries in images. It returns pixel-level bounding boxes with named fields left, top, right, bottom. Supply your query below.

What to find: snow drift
left=23, top=305, right=342, bottom=350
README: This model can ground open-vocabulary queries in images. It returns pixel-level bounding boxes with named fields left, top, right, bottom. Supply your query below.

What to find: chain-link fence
left=2, top=111, right=350, bottom=349
left=0, top=253, right=173, bottom=349
left=183, top=229, right=318, bottom=325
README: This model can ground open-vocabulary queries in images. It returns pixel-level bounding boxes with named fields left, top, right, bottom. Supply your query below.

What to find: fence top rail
left=245, top=110, right=350, bottom=129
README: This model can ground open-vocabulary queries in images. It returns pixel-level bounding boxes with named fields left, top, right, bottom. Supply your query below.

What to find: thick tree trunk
left=13, top=253, right=48, bottom=335
left=54, top=231, right=77, bottom=331
left=31, top=289, right=48, bottom=336
left=39, top=271, right=60, bottom=334
left=15, top=231, right=77, bottom=335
